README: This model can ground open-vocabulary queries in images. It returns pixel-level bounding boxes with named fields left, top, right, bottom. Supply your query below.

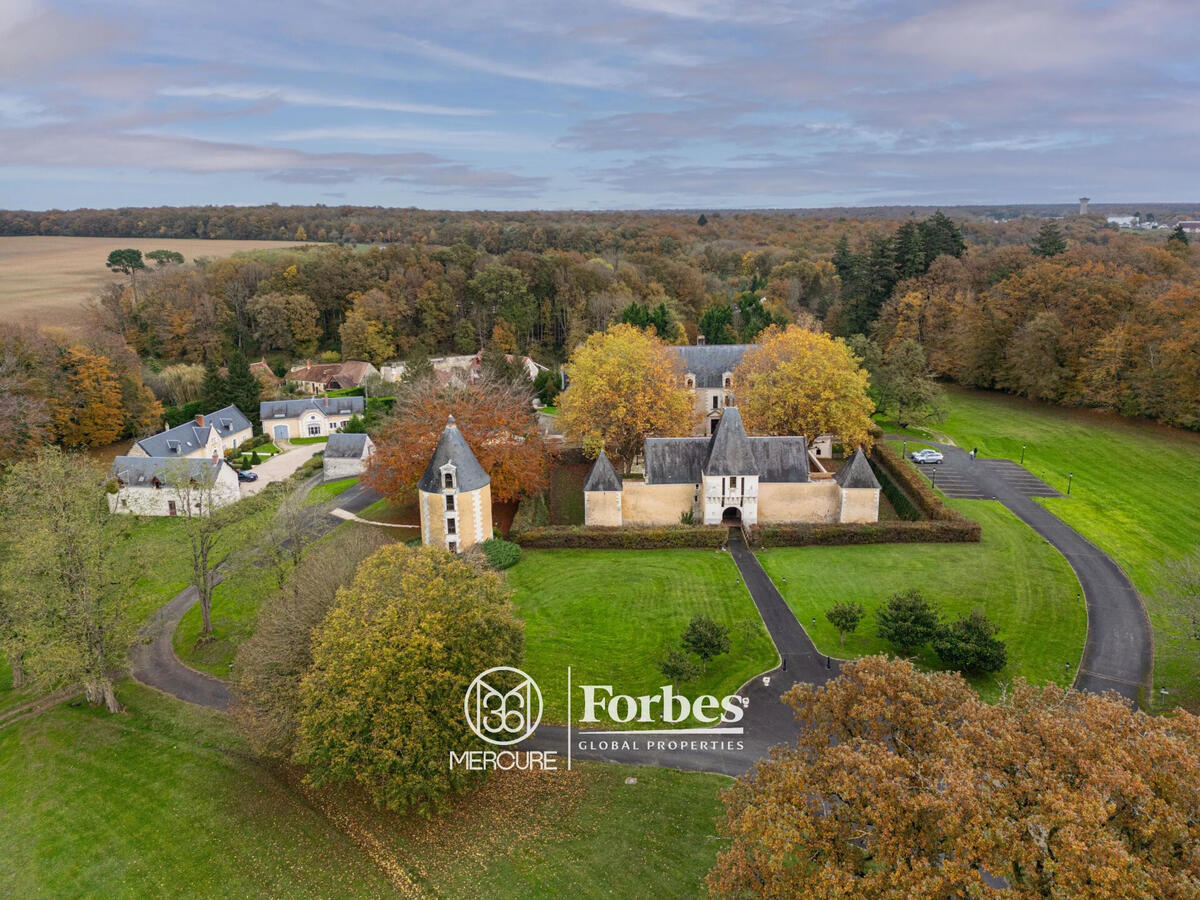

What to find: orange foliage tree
left=734, top=324, right=875, bottom=448
left=710, top=656, right=1200, bottom=899
left=557, top=322, right=694, bottom=471
left=51, top=345, right=127, bottom=448
left=366, top=374, right=551, bottom=503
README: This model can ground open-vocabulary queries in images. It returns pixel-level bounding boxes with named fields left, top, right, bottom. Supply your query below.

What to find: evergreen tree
left=1168, top=223, right=1190, bottom=247
left=698, top=304, right=737, bottom=344
left=697, top=213, right=708, bottom=227
left=1031, top=221, right=1067, bottom=258
left=917, top=210, right=966, bottom=265
left=200, top=359, right=228, bottom=412
left=619, top=300, right=651, bottom=330
left=225, top=350, right=262, bottom=427
left=894, top=222, right=927, bottom=280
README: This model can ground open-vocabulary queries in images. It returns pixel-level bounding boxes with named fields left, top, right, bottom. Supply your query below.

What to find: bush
left=479, top=537, right=521, bottom=570
left=752, top=519, right=980, bottom=547
left=876, top=589, right=940, bottom=654
left=240, top=457, right=252, bottom=472
left=511, top=525, right=727, bottom=550
left=251, top=451, right=262, bottom=465
left=932, top=610, right=1007, bottom=674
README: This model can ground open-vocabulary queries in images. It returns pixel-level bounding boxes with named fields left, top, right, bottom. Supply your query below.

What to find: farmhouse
left=381, top=350, right=547, bottom=387
left=286, top=359, right=379, bottom=393
left=108, top=456, right=240, bottom=517
left=260, top=396, right=365, bottom=441
left=128, top=405, right=252, bottom=460
left=323, top=432, right=375, bottom=481
left=584, top=407, right=879, bottom=527
left=417, top=416, right=492, bottom=553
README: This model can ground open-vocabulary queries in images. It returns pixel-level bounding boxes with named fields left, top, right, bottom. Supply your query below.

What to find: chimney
left=195, top=414, right=205, bottom=427
left=696, top=335, right=706, bottom=346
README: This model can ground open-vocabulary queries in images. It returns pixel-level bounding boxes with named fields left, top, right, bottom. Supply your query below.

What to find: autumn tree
left=734, top=325, right=875, bottom=448
left=710, top=656, right=1200, bottom=899
left=249, top=292, right=321, bottom=354
left=558, top=323, right=693, bottom=471
left=294, top=544, right=524, bottom=812
left=51, top=344, right=126, bottom=448
left=232, top=526, right=393, bottom=757
left=367, top=374, right=551, bottom=503
left=0, top=448, right=135, bottom=712
left=876, top=338, right=945, bottom=428
left=105, top=248, right=145, bottom=308
left=339, top=308, right=395, bottom=364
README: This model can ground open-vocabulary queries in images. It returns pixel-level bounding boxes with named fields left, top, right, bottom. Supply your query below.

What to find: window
left=447, top=517, right=457, bottom=535
left=168, top=500, right=177, bottom=516
left=712, top=395, right=719, bottom=410
left=724, top=376, right=731, bottom=388
left=448, top=540, right=458, bottom=553
left=685, top=376, right=694, bottom=388
left=444, top=472, right=454, bottom=489
left=446, top=494, right=455, bottom=511
left=307, top=424, right=321, bottom=436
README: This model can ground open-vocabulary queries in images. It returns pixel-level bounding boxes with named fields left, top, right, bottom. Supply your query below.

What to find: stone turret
left=834, top=446, right=881, bottom=523
left=417, top=415, right=492, bottom=552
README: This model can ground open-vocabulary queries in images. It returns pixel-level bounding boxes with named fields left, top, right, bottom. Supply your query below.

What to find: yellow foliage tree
left=558, top=323, right=694, bottom=471
left=734, top=324, right=874, bottom=449
left=51, top=345, right=126, bottom=448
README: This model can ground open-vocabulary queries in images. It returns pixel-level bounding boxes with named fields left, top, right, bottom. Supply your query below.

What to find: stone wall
left=839, top=487, right=880, bottom=523
left=755, top=481, right=841, bottom=524
left=583, top=490, right=622, bottom=526
left=622, top=481, right=695, bottom=525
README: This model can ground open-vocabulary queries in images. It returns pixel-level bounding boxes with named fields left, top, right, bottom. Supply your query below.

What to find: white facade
left=702, top=473, right=759, bottom=525
left=108, top=462, right=240, bottom=517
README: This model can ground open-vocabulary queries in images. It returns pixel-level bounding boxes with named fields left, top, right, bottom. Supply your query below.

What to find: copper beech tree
left=734, top=324, right=875, bottom=449
left=709, top=656, right=1200, bottom=899
left=366, top=374, right=551, bottom=503
left=558, top=322, right=694, bottom=472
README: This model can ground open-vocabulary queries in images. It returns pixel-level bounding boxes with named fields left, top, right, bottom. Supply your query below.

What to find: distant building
left=1079, top=197, right=1090, bottom=215
left=286, top=360, right=379, bottom=393
left=249, top=358, right=282, bottom=388
left=260, top=396, right=365, bottom=441
left=108, top=456, right=240, bottom=517
left=381, top=350, right=547, bottom=387
left=323, top=432, right=375, bottom=481
left=417, top=416, right=492, bottom=553
left=1177, top=221, right=1200, bottom=233
left=128, top=405, right=252, bottom=461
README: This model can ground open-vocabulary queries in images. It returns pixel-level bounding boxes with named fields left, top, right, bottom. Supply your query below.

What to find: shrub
left=511, top=525, right=726, bottom=550
left=870, top=442, right=975, bottom=524
left=680, top=509, right=695, bottom=525
left=932, top=610, right=1007, bottom=674
left=876, top=589, right=940, bottom=654
left=681, top=615, right=731, bottom=672
left=251, top=451, right=262, bottom=465
left=825, top=601, right=865, bottom=647
left=240, top=457, right=252, bottom=472
left=659, top=646, right=700, bottom=683
left=752, top=520, right=980, bottom=547
left=479, top=537, right=521, bottom=570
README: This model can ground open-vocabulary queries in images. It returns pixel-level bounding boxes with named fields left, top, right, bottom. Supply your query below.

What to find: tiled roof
left=324, top=432, right=374, bottom=459
left=134, top=404, right=250, bottom=457
left=643, top=407, right=810, bottom=484
left=110, top=455, right=227, bottom=486
left=417, top=417, right=490, bottom=492
left=583, top=450, right=622, bottom=492
left=259, top=397, right=365, bottom=419
left=673, top=344, right=754, bottom=388
left=834, top=447, right=881, bottom=490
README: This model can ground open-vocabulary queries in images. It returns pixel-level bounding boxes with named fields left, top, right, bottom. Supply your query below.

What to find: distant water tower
left=1079, top=197, right=1090, bottom=215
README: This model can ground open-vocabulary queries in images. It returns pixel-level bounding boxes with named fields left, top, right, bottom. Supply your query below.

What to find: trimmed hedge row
left=510, top=525, right=727, bottom=549
left=869, top=442, right=969, bottom=523
left=870, top=459, right=923, bottom=521
left=751, top=518, right=979, bottom=547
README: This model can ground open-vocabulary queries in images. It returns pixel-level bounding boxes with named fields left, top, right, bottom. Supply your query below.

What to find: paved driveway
left=239, top=441, right=325, bottom=497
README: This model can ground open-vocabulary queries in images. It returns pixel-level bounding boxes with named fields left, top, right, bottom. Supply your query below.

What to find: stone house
left=417, top=416, right=492, bottom=554
left=322, top=433, right=375, bottom=481
left=128, top=405, right=252, bottom=461
left=583, top=406, right=880, bottom=527
left=108, top=456, right=240, bottom=517
left=286, top=360, right=379, bottom=393
left=260, top=396, right=365, bottom=441
left=381, top=350, right=547, bottom=388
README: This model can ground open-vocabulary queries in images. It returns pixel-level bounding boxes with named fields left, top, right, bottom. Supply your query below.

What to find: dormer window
left=685, top=375, right=694, bottom=389
left=444, top=472, right=454, bottom=490
left=724, top=376, right=732, bottom=389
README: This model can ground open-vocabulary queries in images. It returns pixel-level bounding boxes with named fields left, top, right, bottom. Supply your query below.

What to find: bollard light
left=1020, top=443, right=1026, bottom=464
left=1068, top=472, right=1074, bottom=495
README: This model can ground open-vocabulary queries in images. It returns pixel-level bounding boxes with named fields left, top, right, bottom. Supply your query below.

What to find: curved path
left=892, top=437, right=1152, bottom=703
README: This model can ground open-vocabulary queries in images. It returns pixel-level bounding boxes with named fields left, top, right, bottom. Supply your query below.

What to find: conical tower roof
left=834, top=447, right=880, bottom=489
left=417, top=415, right=490, bottom=492
left=702, top=407, right=757, bottom=476
left=583, top=449, right=622, bottom=492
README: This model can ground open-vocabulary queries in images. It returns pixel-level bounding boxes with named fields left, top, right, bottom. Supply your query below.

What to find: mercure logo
left=463, top=665, right=543, bottom=746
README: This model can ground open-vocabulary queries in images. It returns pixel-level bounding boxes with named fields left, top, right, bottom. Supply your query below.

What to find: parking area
left=238, top=440, right=325, bottom=497
left=979, top=459, right=1064, bottom=497
left=908, top=450, right=1062, bottom=500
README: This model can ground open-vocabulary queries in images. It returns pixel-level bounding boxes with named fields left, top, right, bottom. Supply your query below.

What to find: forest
left=1, top=204, right=1197, bottom=462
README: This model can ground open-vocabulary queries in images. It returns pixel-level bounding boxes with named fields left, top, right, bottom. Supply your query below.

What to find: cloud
left=159, top=84, right=491, bottom=117
left=272, top=125, right=548, bottom=152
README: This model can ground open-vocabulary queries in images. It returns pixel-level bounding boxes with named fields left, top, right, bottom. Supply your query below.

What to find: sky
left=0, top=0, right=1197, bottom=210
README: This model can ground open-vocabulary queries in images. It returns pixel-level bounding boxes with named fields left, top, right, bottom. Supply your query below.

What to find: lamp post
left=1068, top=472, right=1074, bottom=495
left=902, top=440, right=907, bottom=458
left=1020, top=443, right=1026, bottom=464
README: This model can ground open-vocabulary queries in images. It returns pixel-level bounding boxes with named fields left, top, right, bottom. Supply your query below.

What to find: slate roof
left=417, top=416, right=490, bottom=492
left=673, top=344, right=753, bottom=388
left=111, top=455, right=228, bottom=487
left=583, top=450, right=622, bottom=492
left=134, top=403, right=249, bottom=457
left=260, top=397, right=365, bottom=420
left=643, top=408, right=811, bottom=484
left=324, top=432, right=374, bottom=459
left=834, top=447, right=881, bottom=490
left=287, top=360, right=378, bottom=389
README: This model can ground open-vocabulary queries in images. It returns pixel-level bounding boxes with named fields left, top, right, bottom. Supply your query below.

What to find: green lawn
left=758, top=500, right=1084, bottom=699
left=303, top=476, right=358, bottom=507
left=934, top=387, right=1200, bottom=707
left=506, top=549, right=777, bottom=725
left=288, top=436, right=329, bottom=445
left=1, top=683, right=729, bottom=897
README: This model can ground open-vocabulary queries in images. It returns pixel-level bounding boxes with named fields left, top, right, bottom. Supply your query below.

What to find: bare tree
left=167, top=460, right=227, bottom=640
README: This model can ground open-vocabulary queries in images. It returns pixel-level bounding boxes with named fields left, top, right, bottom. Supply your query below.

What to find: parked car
left=911, top=448, right=944, bottom=464
left=237, top=470, right=259, bottom=482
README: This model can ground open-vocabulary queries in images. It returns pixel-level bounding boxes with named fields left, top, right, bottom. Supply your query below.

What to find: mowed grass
left=934, top=387, right=1200, bottom=706
left=0, top=683, right=395, bottom=897
left=0, top=236, right=309, bottom=327
left=302, top=476, right=358, bottom=506
left=0, top=683, right=729, bottom=897
left=759, top=500, right=1084, bottom=699
left=506, top=549, right=777, bottom=725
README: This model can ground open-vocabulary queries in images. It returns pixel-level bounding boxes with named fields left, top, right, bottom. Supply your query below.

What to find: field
left=759, top=500, right=1084, bottom=698
left=506, top=549, right=778, bottom=725
left=0, top=683, right=728, bottom=898
left=0, top=236, right=308, bottom=327
left=928, top=387, right=1200, bottom=708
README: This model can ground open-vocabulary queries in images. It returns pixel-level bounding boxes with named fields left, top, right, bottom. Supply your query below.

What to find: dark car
left=237, top=470, right=259, bottom=482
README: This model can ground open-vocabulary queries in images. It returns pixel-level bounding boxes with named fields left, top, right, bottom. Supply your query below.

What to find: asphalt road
left=894, top=436, right=1152, bottom=703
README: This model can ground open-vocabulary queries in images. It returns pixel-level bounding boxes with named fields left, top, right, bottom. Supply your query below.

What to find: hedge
left=869, top=442, right=972, bottom=524
left=751, top=518, right=979, bottom=547
left=510, top=525, right=727, bottom=550
left=870, top=458, right=922, bottom=521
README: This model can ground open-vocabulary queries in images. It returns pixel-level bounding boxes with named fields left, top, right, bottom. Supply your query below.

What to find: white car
left=911, top=448, right=944, bottom=464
